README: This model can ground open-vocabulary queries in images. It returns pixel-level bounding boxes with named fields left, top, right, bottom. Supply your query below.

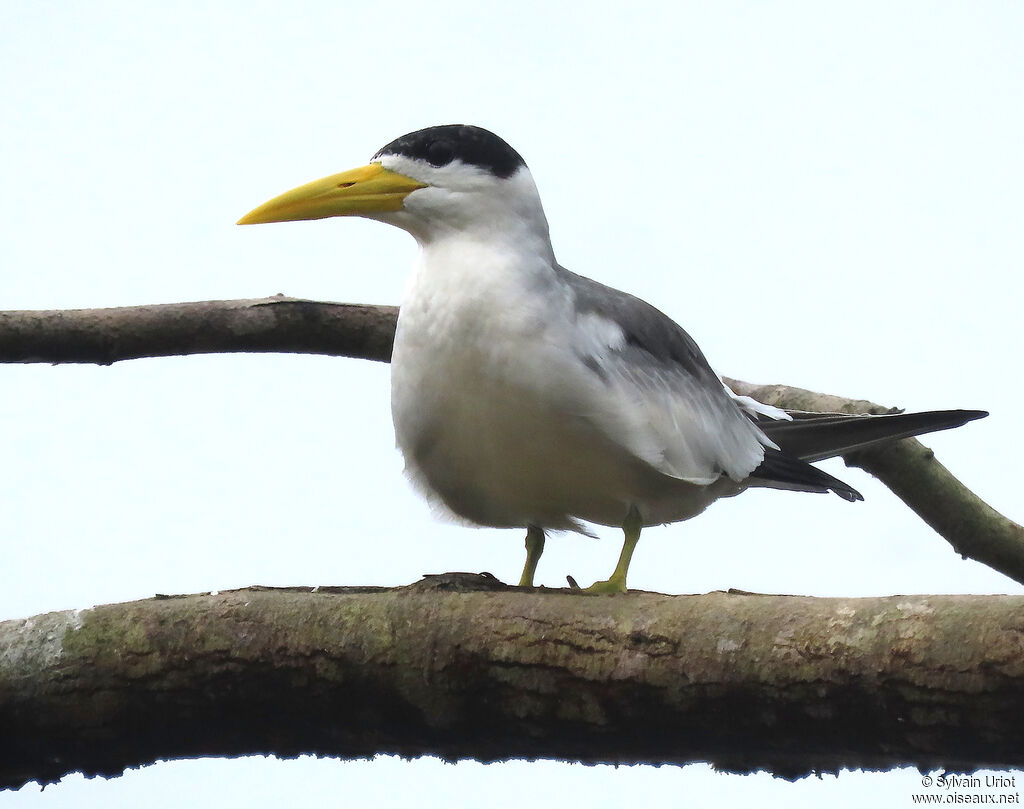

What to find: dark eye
left=426, top=140, right=455, bottom=167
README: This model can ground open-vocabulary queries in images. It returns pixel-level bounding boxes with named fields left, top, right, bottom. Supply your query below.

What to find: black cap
left=374, top=125, right=527, bottom=179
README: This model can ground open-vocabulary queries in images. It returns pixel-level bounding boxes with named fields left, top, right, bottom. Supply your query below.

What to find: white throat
left=375, top=157, right=557, bottom=266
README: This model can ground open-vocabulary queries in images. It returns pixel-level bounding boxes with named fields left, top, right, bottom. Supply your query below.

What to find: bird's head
left=238, top=125, right=550, bottom=246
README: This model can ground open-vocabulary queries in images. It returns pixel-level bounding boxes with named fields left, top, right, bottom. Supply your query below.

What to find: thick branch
left=724, top=379, right=1024, bottom=586
left=3, top=575, right=1024, bottom=789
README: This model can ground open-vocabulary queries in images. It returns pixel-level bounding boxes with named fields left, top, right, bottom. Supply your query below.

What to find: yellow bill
left=237, top=163, right=426, bottom=225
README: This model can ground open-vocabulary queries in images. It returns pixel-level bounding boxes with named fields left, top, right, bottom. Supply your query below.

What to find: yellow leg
left=585, top=506, right=643, bottom=594
left=518, top=525, right=545, bottom=587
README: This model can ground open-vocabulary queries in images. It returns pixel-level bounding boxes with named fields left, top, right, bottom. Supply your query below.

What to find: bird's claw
left=581, top=577, right=628, bottom=594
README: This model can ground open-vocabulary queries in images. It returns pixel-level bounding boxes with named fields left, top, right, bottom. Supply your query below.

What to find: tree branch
left=0, top=297, right=398, bottom=365
left=3, top=575, right=1024, bottom=789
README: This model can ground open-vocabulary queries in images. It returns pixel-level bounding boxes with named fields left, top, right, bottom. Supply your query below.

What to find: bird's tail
left=749, top=448, right=865, bottom=501
left=745, top=408, right=986, bottom=501
left=757, top=409, right=987, bottom=463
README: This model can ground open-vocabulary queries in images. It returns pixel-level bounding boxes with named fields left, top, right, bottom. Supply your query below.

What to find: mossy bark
left=3, top=575, right=1024, bottom=790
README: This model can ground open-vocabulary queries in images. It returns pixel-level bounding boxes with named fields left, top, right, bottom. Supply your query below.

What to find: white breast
left=389, top=238, right=735, bottom=531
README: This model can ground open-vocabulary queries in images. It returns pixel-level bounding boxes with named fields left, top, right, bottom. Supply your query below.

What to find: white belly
left=390, top=251, right=737, bottom=530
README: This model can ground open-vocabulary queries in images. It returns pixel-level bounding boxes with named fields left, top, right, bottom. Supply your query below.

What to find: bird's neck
left=413, top=228, right=557, bottom=294
left=398, top=218, right=562, bottom=340
left=408, top=204, right=556, bottom=265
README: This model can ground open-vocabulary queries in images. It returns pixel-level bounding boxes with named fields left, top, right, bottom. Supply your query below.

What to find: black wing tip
left=836, top=485, right=865, bottom=503
left=927, top=408, right=989, bottom=430
left=827, top=408, right=987, bottom=498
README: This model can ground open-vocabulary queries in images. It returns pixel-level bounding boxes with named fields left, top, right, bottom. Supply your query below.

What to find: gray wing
left=555, top=265, right=772, bottom=484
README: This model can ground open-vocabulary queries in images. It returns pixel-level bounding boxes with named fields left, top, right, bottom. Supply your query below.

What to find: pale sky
left=2, top=2, right=1022, bottom=807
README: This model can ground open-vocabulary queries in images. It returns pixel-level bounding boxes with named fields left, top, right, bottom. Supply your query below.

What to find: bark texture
left=3, top=575, right=1024, bottom=790
left=0, top=297, right=398, bottom=365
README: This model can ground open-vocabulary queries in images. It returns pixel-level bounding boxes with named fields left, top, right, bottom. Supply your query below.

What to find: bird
left=238, top=124, right=987, bottom=593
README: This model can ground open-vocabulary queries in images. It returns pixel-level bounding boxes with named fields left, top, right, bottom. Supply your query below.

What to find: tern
left=239, top=124, right=986, bottom=593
